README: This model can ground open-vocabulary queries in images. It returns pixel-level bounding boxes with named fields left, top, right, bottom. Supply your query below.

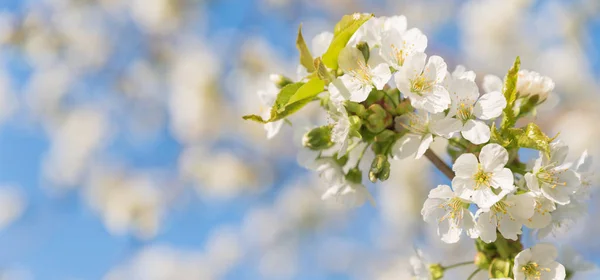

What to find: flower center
left=397, top=112, right=429, bottom=135
left=439, top=197, right=467, bottom=222
left=391, top=44, right=406, bottom=66
left=352, top=59, right=372, bottom=83
left=456, top=102, right=473, bottom=122
left=410, top=75, right=433, bottom=96
left=536, top=164, right=567, bottom=189
left=521, top=262, right=550, bottom=280
left=473, top=167, right=491, bottom=190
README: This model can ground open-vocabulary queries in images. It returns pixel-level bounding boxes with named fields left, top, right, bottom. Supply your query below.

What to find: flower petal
left=424, top=55, right=447, bottom=84
left=483, top=74, right=503, bottom=93
left=392, top=134, right=420, bottom=159
left=452, top=153, right=479, bottom=177
left=474, top=91, right=506, bottom=120
left=461, top=119, right=490, bottom=145
left=370, top=63, right=392, bottom=90
left=479, top=143, right=509, bottom=172
left=421, top=84, right=451, bottom=113
left=490, top=168, right=514, bottom=191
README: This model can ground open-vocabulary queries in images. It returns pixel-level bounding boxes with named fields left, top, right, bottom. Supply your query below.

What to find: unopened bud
left=428, top=263, right=444, bottom=280
left=345, top=168, right=362, bottom=184
left=474, top=252, right=490, bottom=270
left=270, top=74, right=293, bottom=88
left=303, top=126, right=333, bottom=150
left=369, top=155, right=390, bottom=182
left=366, top=104, right=392, bottom=133
left=346, top=102, right=367, bottom=117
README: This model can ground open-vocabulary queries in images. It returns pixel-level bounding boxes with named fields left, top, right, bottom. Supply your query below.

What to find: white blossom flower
left=513, top=243, right=566, bottom=280
left=321, top=177, right=374, bottom=207
left=446, top=75, right=506, bottom=144
left=451, top=65, right=476, bottom=81
left=517, top=70, right=554, bottom=101
left=409, top=249, right=430, bottom=280
left=331, top=45, right=391, bottom=102
left=348, top=15, right=408, bottom=47
left=257, top=83, right=284, bottom=139
left=395, top=53, right=451, bottom=113
left=474, top=191, right=535, bottom=243
left=328, top=81, right=353, bottom=156
left=392, top=111, right=461, bottom=159
left=537, top=199, right=586, bottom=240
left=523, top=192, right=556, bottom=229
left=571, top=150, right=595, bottom=201
left=380, top=27, right=427, bottom=70
left=452, top=144, right=515, bottom=208
left=421, top=184, right=476, bottom=244
left=524, top=141, right=580, bottom=205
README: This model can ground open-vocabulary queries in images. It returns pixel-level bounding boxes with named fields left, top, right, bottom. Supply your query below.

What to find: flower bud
left=474, top=252, right=490, bottom=270
left=395, top=99, right=414, bottom=115
left=369, top=155, right=390, bottom=182
left=346, top=102, right=367, bottom=117
left=428, top=263, right=444, bottom=280
left=365, top=104, right=392, bottom=133
left=345, top=168, right=362, bottom=184
left=348, top=115, right=363, bottom=139
left=303, top=126, right=333, bottom=150
left=269, top=74, right=293, bottom=89
left=489, top=258, right=511, bottom=279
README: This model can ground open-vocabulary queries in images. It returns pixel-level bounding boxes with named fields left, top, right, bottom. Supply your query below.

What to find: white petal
left=428, top=184, right=455, bottom=199
left=461, top=119, right=490, bottom=145
left=403, top=28, right=427, bottom=53
left=471, top=188, right=500, bottom=208
left=525, top=172, right=540, bottom=192
left=474, top=91, right=506, bottom=120
left=415, top=134, right=433, bottom=159
left=476, top=211, right=498, bottom=243
left=483, top=74, right=503, bottom=93
left=498, top=214, right=522, bottom=240
left=509, top=193, right=535, bottom=220
left=531, top=243, right=558, bottom=265
left=400, top=52, right=427, bottom=80
left=479, top=143, right=509, bottom=172
left=421, top=85, right=451, bottom=113
left=265, top=120, right=284, bottom=139
left=339, top=75, right=373, bottom=102
left=370, top=63, right=392, bottom=90
left=422, top=197, right=446, bottom=223
left=439, top=219, right=462, bottom=244
left=490, top=168, right=514, bottom=191
left=430, top=116, right=462, bottom=138
left=424, top=55, right=447, bottom=84
left=392, top=134, right=420, bottom=159
left=452, top=153, right=479, bottom=177
left=452, top=177, right=476, bottom=199
left=544, top=262, right=566, bottom=280
left=383, top=15, right=407, bottom=34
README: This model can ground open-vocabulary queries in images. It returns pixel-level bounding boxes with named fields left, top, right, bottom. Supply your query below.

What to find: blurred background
left=0, top=0, right=599, bottom=279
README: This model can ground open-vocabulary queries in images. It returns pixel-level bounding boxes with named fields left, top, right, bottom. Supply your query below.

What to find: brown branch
left=424, top=149, right=455, bottom=180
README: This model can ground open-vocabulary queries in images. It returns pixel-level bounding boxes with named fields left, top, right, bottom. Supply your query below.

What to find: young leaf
left=313, top=57, right=332, bottom=84
left=242, top=114, right=268, bottom=123
left=515, top=123, right=552, bottom=158
left=500, top=56, right=521, bottom=131
left=321, top=13, right=373, bottom=70
left=296, top=24, right=315, bottom=72
left=285, top=78, right=325, bottom=105
left=273, top=82, right=304, bottom=113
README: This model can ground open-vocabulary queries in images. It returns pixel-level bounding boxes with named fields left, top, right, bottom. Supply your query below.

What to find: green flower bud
left=348, top=115, right=363, bottom=139
left=356, top=41, right=370, bottom=63
left=366, top=104, right=392, bottom=133
left=335, top=153, right=349, bottom=166
left=303, top=126, right=333, bottom=150
left=269, top=74, right=293, bottom=89
left=474, top=252, right=490, bottom=270
left=374, top=129, right=396, bottom=143
left=345, top=168, right=362, bottom=184
left=346, top=102, right=367, bottom=117
left=489, top=258, right=512, bottom=279
left=396, top=99, right=414, bottom=115
left=369, top=155, right=390, bottom=182
left=428, top=263, right=444, bottom=280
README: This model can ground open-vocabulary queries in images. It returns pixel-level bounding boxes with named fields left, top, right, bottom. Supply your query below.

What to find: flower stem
left=354, top=143, right=371, bottom=168
left=424, top=149, right=455, bottom=180
left=466, top=268, right=482, bottom=280
left=443, top=261, right=473, bottom=270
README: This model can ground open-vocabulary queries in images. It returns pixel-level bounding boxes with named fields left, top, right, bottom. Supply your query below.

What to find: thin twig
left=466, top=268, right=482, bottom=280
left=424, top=149, right=455, bottom=180
left=443, top=261, right=473, bottom=270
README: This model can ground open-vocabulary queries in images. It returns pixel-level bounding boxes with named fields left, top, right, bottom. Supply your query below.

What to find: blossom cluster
left=245, top=13, right=596, bottom=280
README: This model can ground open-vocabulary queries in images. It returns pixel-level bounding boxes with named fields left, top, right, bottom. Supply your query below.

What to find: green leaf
left=285, top=78, right=325, bottom=105
left=489, top=122, right=512, bottom=147
left=321, top=13, right=373, bottom=70
left=500, top=56, right=521, bottom=131
left=515, top=123, right=553, bottom=158
left=273, top=82, right=304, bottom=113
left=242, top=114, right=268, bottom=123
left=243, top=79, right=324, bottom=124
left=296, top=24, right=315, bottom=72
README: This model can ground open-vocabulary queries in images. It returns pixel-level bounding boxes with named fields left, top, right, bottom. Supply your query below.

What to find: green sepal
left=313, top=57, right=333, bottom=84
left=356, top=41, right=370, bottom=63
left=322, top=13, right=373, bottom=70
